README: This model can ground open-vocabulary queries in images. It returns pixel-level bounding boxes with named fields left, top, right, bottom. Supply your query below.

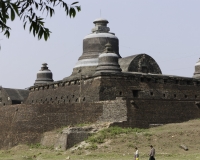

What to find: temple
left=0, top=18, right=200, bottom=148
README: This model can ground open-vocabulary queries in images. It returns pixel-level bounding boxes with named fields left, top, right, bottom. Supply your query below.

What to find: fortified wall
left=0, top=18, right=200, bottom=148
left=26, top=71, right=200, bottom=129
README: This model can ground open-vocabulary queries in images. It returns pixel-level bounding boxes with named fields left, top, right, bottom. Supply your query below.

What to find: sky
left=1, top=0, right=200, bottom=89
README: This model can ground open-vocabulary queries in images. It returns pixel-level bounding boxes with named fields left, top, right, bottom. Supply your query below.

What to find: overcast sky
left=1, top=0, right=200, bottom=89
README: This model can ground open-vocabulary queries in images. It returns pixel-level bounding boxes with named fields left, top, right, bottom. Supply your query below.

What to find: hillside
left=0, top=119, right=200, bottom=160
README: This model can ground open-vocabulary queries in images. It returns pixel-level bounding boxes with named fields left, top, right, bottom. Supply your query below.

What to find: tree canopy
left=0, top=0, right=81, bottom=41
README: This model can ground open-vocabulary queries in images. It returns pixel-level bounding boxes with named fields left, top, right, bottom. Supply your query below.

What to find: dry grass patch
left=0, top=119, right=200, bottom=160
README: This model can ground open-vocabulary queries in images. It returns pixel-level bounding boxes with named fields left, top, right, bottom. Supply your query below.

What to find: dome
left=193, top=58, right=200, bottom=78
left=95, top=43, right=122, bottom=74
left=77, top=17, right=120, bottom=62
left=119, top=54, right=162, bottom=74
left=34, top=63, right=53, bottom=85
left=67, top=18, right=121, bottom=79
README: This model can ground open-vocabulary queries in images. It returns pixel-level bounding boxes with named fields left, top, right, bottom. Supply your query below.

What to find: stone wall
left=28, top=72, right=200, bottom=106
left=98, top=97, right=127, bottom=123
left=98, top=73, right=200, bottom=128
left=99, top=73, right=200, bottom=101
left=0, top=96, right=132, bottom=149
left=0, top=103, right=103, bottom=149
left=24, top=73, right=200, bottom=130
left=26, top=77, right=101, bottom=105
left=124, top=99, right=200, bottom=128
left=1, top=73, right=200, bottom=148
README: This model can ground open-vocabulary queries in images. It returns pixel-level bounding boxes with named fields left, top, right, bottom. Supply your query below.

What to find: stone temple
left=0, top=18, right=200, bottom=148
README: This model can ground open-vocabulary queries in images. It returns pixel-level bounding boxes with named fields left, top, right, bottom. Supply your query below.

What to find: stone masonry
left=0, top=18, right=200, bottom=148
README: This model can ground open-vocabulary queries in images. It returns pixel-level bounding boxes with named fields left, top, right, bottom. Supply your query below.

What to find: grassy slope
left=0, top=119, right=200, bottom=160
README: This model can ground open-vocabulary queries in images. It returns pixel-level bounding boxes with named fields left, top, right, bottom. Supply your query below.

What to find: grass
left=29, top=143, right=54, bottom=150
left=0, top=119, right=200, bottom=160
left=87, top=126, right=146, bottom=144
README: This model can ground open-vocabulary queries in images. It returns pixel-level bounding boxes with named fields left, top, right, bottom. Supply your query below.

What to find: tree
left=0, top=0, right=81, bottom=41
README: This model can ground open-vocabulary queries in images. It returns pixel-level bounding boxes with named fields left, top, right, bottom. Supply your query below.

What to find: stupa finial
left=103, top=42, right=114, bottom=53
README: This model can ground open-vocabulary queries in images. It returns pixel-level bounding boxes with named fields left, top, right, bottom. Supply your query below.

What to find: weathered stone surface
left=56, top=127, right=92, bottom=150
left=98, top=98, right=127, bottom=123
left=42, top=123, right=110, bottom=150
left=1, top=72, right=199, bottom=148
left=67, top=18, right=121, bottom=79
left=119, top=54, right=162, bottom=74
left=34, top=63, right=54, bottom=85
left=1, top=18, right=200, bottom=150
left=41, top=131, right=60, bottom=148
left=95, top=43, right=121, bottom=74
left=0, top=103, right=103, bottom=149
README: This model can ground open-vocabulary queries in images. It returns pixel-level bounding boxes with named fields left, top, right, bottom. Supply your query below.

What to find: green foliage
left=29, top=143, right=42, bottom=149
left=0, top=0, right=81, bottom=40
left=0, top=0, right=19, bottom=38
left=29, top=143, right=54, bottom=150
left=87, top=134, right=105, bottom=144
left=87, top=127, right=146, bottom=144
